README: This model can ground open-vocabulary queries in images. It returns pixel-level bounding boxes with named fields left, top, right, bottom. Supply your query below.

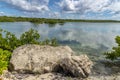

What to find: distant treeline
left=0, top=16, right=120, bottom=24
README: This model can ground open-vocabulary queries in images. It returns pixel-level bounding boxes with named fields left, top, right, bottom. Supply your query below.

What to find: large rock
left=9, top=44, right=93, bottom=78
left=9, top=44, right=73, bottom=74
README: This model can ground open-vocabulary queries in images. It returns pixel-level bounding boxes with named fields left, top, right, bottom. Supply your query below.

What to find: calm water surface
left=0, top=22, right=120, bottom=58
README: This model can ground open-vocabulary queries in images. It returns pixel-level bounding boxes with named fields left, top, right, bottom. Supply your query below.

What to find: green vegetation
left=0, top=49, right=11, bottom=74
left=0, top=16, right=65, bottom=24
left=104, top=36, right=120, bottom=60
left=0, top=16, right=120, bottom=24
left=0, top=28, right=58, bottom=74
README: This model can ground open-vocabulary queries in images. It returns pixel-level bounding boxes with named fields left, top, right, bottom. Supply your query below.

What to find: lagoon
left=0, top=22, right=120, bottom=58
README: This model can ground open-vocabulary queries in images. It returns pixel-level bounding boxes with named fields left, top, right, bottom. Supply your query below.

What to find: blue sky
left=0, top=0, right=120, bottom=19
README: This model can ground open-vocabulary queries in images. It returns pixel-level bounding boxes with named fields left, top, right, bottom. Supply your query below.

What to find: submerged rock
left=87, top=60, right=120, bottom=80
left=6, top=44, right=93, bottom=79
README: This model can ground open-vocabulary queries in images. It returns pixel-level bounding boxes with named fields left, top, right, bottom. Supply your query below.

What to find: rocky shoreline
left=1, top=44, right=120, bottom=80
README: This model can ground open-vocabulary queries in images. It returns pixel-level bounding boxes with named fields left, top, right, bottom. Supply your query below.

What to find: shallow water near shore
left=0, top=22, right=120, bottom=58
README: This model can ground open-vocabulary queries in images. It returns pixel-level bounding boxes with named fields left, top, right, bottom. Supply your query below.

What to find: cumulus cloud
left=1, top=0, right=49, bottom=12
left=108, top=1, right=120, bottom=14
left=48, top=12, right=61, bottom=18
left=0, top=12, right=5, bottom=16
left=58, top=0, right=120, bottom=15
left=1, top=0, right=120, bottom=19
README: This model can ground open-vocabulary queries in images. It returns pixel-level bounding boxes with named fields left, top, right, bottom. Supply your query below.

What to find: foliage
left=0, top=16, right=65, bottom=24
left=0, top=29, right=20, bottom=52
left=41, top=38, right=58, bottom=46
left=0, top=28, right=58, bottom=74
left=20, top=29, right=40, bottom=45
left=104, top=36, right=120, bottom=60
left=0, top=49, right=12, bottom=74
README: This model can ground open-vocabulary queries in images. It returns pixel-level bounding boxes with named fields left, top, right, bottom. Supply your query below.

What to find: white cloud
left=1, top=0, right=49, bottom=12
left=2, top=0, right=120, bottom=19
left=0, top=11, right=5, bottom=16
left=48, top=12, right=61, bottom=18
left=58, top=0, right=120, bottom=15
left=108, top=1, right=120, bottom=14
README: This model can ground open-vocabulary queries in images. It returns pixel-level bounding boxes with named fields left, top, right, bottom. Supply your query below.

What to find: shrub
left=20, top=29, right=40, bottom=45
left=0, top=28, right=58, bottom=74
left=0, top=49, right=12, bottom=74
left=104, top=36, right=120, bottom=60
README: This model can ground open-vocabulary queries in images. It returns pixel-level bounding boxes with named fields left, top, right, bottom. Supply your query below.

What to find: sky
left=1, top=0, right=120, bottom=19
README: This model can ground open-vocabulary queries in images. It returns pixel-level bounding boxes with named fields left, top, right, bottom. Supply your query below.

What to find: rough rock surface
left=9, top=45, right=73, bottom=74
left=1, top=44, right=93, bottom=80
left=1, top=70, right=82, bottom=80
left=1, top=71, right=120, bottom=80
left=59, top=55, right=92, bottom=78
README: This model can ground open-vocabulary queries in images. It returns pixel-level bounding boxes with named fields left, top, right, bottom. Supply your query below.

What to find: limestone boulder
left=9, top=45, right=73, bottom=74
left=8, top=44, right=93, bottom=78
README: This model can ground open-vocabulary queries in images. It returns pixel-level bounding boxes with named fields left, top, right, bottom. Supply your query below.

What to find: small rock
left=1, top=71, right=82, bottom=80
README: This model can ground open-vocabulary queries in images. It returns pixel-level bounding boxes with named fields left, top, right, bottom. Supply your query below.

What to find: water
left=0, top=22, right=120, bottom=58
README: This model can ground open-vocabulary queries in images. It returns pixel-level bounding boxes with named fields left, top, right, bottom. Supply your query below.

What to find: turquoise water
left=1, top=22, right=120, bottom=57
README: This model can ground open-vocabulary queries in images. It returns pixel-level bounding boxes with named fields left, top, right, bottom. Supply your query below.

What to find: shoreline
left=0, top=16, right=120, bottom=23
